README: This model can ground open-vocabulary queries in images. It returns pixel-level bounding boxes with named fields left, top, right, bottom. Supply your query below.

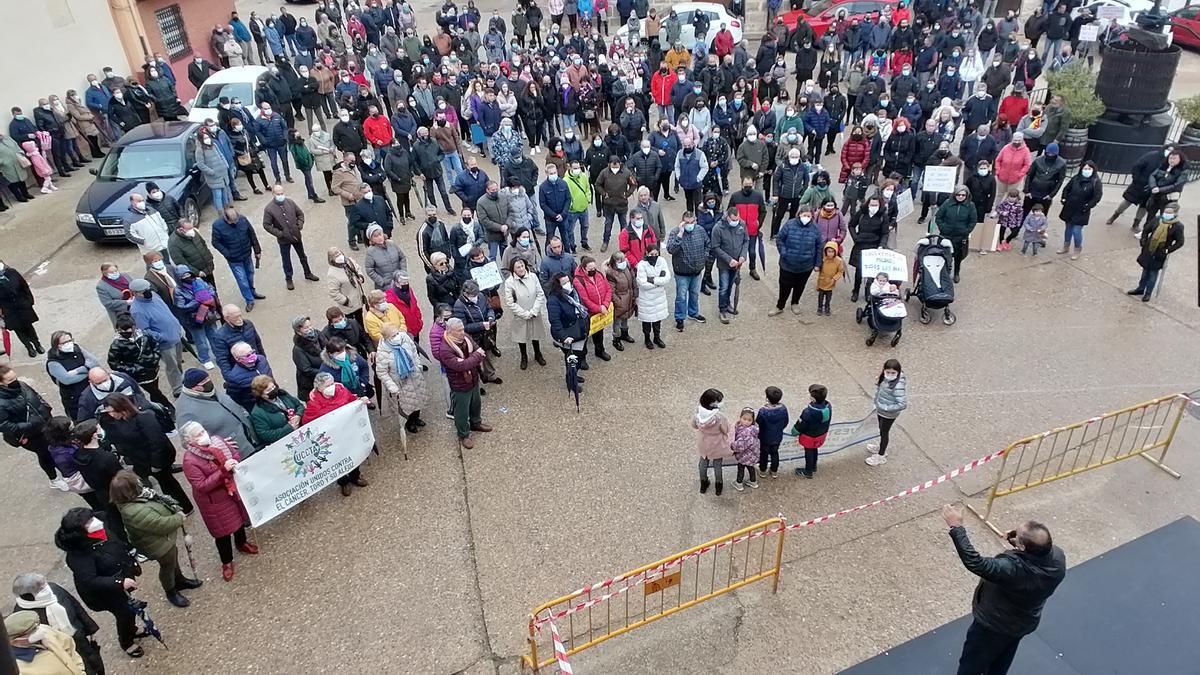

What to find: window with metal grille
left=156, top=5, right=191, bottom=60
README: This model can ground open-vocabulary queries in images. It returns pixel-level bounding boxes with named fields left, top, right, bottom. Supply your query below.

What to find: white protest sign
left=859, top=248, right=909, bottom=283
left=922, top=165, right=958, bottom=194
left=470, top=260, right=503, bottom=290
left=235, top=401, right=375, bottom=527
left=896, top=188, right=915, bottom=221
left=1096, top=6, right=1123, bottom=20
left=1078, top=25, right=1100, bottom=42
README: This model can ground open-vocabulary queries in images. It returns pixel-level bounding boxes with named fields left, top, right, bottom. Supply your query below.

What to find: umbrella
left=413, top=175, right=426, bottom=208
left=565, top=353, right=581, bottom=412
left=732, top=269, right=743, bottom=313
left=128, top=597, right=167, bottom=649
left=180, top=527, right=198, bottom=577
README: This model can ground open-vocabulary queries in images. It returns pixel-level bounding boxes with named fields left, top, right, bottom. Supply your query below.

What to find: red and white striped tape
left=533, top=446, right=1008, bottom=629
left=545, top=615, right=574, bottom=675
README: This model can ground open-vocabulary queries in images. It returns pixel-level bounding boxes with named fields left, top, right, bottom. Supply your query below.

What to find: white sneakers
left=733, top=480, right=761, bottom=491
left=746, top=480, right=760, bottom=488
left=733, top=481, right=745, bottom=491
left=203, top=361, right=216, bottom=370
left=48, top=477, right=70, bottom=491
left=865, top=453, right=888, bottom=466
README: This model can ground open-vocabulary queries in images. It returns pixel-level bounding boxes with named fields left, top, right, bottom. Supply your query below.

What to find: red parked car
left=1170, top=5, right=1200, bottom=49
left=781, top=0, right=910, bottom=39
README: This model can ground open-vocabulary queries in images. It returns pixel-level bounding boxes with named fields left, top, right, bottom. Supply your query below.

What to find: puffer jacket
left=948, top=526, right=1066, bottom=637
left=935, top=198, right=978, bottom=239
left=627, top=150, right=661, bottom=188
left=839, top=138, right=871, bottom=182
left=106, top=333, right=161, bottom=383
left=776, top=218, right=823, bottom=274
left=117, top=497, right=185, bottom=559
left=874, top=373, right=907, bottom=418
left=604, top=263, right=638, bottom=321
left=194, top=144, right=230, bottom=189
left=573, top=267, right=613, bottom=315
left=772, top=161, right=809, bottom=199
left=691, top=407, right=734, bottom=460
left=634, top=257, right=671, bottom=323
left=255, top=112, right=289, bottom=148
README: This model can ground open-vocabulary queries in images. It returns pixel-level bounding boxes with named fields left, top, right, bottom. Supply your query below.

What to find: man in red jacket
left=362, top=104, right=394, bottom=159
left=727, top=177, right=768, bottom=280
left=302, top=373, right=370, bottom=496
left=650, top=62, right=678, bottom=127
left=435, top=318, right=491, bottom=449
left=713, top=25, right=735, bottom=60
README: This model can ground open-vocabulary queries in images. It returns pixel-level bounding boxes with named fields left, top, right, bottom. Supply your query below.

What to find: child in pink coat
left=20, top=140, right=56, bottom=193
left=731, top=407, right=761, bottom=490
left=692, top=388, right=734, bottom=496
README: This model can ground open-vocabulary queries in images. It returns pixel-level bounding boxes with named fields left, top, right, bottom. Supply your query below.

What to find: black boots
left=532, top=341, right=546, bottom=366
left=644, top=324, right=655, bottom=349
left=404, top=410, right=422, bottom=433
left=519, top=343, right=529, bottom=370
left=652, top=322, right=666, bottom=349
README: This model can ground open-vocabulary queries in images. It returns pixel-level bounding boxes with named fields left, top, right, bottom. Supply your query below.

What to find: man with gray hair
left=434, top=317, right=491, bottom=449
left=12, top=571, right=105, bottom=674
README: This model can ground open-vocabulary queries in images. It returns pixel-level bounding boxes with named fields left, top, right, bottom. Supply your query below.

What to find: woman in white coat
left=635, top=243, right=671, bottom=349
left=501, top=258, right=549, bottom=370
left=375, top=322, right=429, bottom=433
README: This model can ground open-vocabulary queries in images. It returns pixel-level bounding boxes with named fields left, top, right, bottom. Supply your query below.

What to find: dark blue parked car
left=75, top=121, right=212, bottom=243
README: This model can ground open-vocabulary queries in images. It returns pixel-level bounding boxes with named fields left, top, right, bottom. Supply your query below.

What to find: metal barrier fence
left=522, top=518, right=786, bottom=673
left=966, top=395, right=1186, bottom=536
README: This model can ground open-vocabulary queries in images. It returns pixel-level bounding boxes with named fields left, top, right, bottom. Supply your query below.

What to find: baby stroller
left=906, top=234, right=957, bottom=325
left=856, top=284, right=906, bottom=347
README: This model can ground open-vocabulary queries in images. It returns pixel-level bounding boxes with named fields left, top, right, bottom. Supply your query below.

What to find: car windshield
left=96, top=144, right=183, bottom=181
left=195, top=81, right=254, bottom=109
left=808, top=0, right=836, bottom=16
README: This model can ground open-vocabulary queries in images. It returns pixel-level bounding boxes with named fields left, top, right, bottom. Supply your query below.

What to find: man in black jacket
left=942, top=504, right=1066, bottom=675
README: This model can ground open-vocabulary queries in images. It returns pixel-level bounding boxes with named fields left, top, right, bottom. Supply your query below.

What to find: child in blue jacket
left=793, top=384, right=832, bottom=478
left=755, top=386, right=790, bottom=477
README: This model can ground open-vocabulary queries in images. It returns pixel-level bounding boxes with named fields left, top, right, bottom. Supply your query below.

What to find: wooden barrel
left=1059, top=127, right=1088, bottom=174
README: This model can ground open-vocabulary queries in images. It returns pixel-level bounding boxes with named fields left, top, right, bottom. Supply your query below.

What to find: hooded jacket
left=691, top=406, right=734, bottom=460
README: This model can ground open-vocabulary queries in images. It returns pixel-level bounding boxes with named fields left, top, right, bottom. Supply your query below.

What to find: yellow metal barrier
left=522, top=518, right=786, bottom=672
left=967, top=394, right=1186, bottom=536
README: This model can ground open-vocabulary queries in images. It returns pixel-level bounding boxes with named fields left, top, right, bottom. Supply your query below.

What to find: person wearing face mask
left=993, top=132, right=1033, bottom=214
left=965, top=161, right=997, bottom=253
left=1129, top=202, right=1186, bottom=303
left=193, top=128, right=234, bottom=210
left=692, top=388, right=733, bottom=495
left=261, top=184, right=321, bottom=291
left=960, top=120, right=998, bottom=170
left=167, top=220, right=217, bottom=295
left=629, top=137, right=663, bottom=196
left=107, top=314, right=172, bottom=413
left=595, top=157, right=635, bottom=252
left=216, top=341, right=271, bottom=412
left=168, top=264, right=220, bottom=372
left=501, top=225, right=544, bottom=278
left=246, top=374, right=305, bottom=450
left=318, top=336, right=377, bottom=411
left=846, top=196, right=889, bottom=302
left=769, top=148, right=809, bottom=238
left=210, top=206, right=265, bottom=312
left=500, top=257, right=550, bottom=369
left=6, top=608, right=93, bottom=673
left=0, top=361, right=65, bottom=488
left=94, top=263, right=134, bottom=329
left=53, top=507, right=144, bottom=657
left=143, top=66, right=187, bottom=120
left=289, top=316, right=326, bottom=402
left=11, top=571, right=107, bottom=674
left=126, top=279, right=183, bottom=397
left=452, top=279, right=504, bottom=380
left=178, top=420, right=260, bottom=582
left=1056, top=160, right=1102, bottom=260
left=324, top=245, right=368, bottom=325
left=864, top=357, right=908, bottom=466
left=934, top=186, right=978, bottom=282
left=436, top=315, right=493, bottom=447
left=124, top=193, right=173, bottom=264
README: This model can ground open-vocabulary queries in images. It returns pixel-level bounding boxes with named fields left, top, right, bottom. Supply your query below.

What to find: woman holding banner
left=303, top=373, right=371, bottom=496
left=180, top=421, right=259, bottom=582
left=248, top=375, right=306, bottom=444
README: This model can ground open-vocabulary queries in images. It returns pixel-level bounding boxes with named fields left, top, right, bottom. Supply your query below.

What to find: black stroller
left=906, top=234, right=957, bottom=325
left=856, top=282, right=906, bottom=348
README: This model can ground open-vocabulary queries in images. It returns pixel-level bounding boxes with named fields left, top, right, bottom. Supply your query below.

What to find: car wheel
left=183, top=197, right=199, bottom=227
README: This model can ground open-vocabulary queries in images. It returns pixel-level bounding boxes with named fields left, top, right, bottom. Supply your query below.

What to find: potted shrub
left=1174, top=94, right=1200, bottom=148
left=1045, top=63, right=1106, bottom=171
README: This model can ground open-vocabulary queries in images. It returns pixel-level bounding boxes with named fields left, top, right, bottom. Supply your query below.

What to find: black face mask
left=741, top=187, right=752, bottom=195
left=265, top=389, right=280, bottom=399
left=2, top=380, right=20, bottom=392
left=141, top=290, right=153, bottom=299
left=200, top=381, right=215, bottom=394
left=427, top=216, right=438, bottom=224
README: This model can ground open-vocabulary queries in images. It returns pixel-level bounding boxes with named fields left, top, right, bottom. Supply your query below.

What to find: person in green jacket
left=288, top=129, right=326, bottom=204
left=564, top=160, right=594, bottom=253
left=799, top=170, right=834, bottom=210
left=934, top=185, right=978, bottom=283
left=248, top=374, right=306, bottom=444
left=110, top=470, right=201, bottom=608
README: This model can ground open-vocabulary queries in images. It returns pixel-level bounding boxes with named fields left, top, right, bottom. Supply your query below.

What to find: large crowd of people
left=0, top=0, right=1190, bottom=671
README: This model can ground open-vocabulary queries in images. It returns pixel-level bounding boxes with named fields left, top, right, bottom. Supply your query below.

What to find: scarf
left=102, top=274, right=130, bottom=292
left=1148, top=218, right=1172, bottom=253
left=15, top=586, right=73, bottom=633
left=186, top=438, right=239, bottom=497
left=388, top=337, right=416, bottom=378
left=334, top=354, right=361, bottom=390
left=564, top=288, right=588, bottom=319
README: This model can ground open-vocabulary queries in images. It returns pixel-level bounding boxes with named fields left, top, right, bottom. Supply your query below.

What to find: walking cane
left=180, top=527, right=199, bottom=578
left=396, top=396, right=410, bottom=461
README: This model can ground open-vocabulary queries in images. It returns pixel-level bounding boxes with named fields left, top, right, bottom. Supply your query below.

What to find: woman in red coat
left=572, top=256, right=613, bottom=362
left=383, top=270, right=424, bottom=339
left=839, top=125, right=871, bottom=183
left=180, top=422, right=258, bottom=582
left=302, top=373, right=370, bottom=496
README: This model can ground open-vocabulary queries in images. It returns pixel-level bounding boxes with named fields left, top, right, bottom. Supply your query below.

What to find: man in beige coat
left=330, top=152, right=365, bottom=249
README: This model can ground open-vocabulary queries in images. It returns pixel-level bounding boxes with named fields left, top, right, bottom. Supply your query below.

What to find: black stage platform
left=840, top=516, right=1200, bottom=675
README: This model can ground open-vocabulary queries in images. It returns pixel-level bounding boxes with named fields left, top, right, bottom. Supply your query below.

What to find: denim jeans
left=442, top=153, right=464, bottom=186
left=1042, top=38, right=1063, bottom=63
left=300, top=168, right=317, bottom=199
left=602, top=207, right=626, bottom=243
left=210, top=186, right=228, bottom=211
left=546, top=214, right=570, bottom=248
left=674, top=273, right=702, bottom=320
left=227, top=257, right=257, bottom=302
left=1135, top=267, right=1160, bottom=296
left=565, top=211, right=588, bottom=249
left=264, top=146, right=291, bottom=181
left=717, top=266, right=737, bottom=312
left=226, top=166, right=242, bottom=197
left=1063, top=224, right=1083, bottom=249
left=187, top=322, right=219, bottom=363
left=488, top=239, right=507, bottom=261
left=657, top=104, right=675, bottom=125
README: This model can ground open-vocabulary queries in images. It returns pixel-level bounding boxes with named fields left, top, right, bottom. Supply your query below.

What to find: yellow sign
left=644, top=571, right=681, bottom=596
left=588, top=303, right=614, bottom=335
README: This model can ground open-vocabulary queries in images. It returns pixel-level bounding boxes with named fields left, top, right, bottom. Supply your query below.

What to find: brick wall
left=136, top=0, right=238, bottom=100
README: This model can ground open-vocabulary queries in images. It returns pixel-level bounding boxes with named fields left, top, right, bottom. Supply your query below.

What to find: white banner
left=234, top=402, right=375, bottom=527
left=859, top=248, right=909, bottom=283
left=1078, top=25, right=1100, bottom=42
left=895, top=188, right=915, bottom=221
left=470, top=261, right=503, bottom=290
left=921, top=165, right=958, bottom=194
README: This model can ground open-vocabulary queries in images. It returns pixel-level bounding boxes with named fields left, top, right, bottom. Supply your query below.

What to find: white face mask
left=376, top=302, right=390, bottom=312
left=195, top=432, right=212, bottom=446
left=868, top=205, right=880, bottom=215
left=59, top=341, right=75, bottom=353
left=617, top=261, right=628, bottom=270
left=323, top=385, right=337, bottom=397
left=799, top=216, right=812, bottom=224
left=789, top=157, right=800, bottom=165
left=183, top=229, right=197, bottom=238
left=884, top=371, right=898, bottom=381
left=334, top=254, right=346, bottom=264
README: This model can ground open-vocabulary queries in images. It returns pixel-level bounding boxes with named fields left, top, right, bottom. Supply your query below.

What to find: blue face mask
left=333, top=319, right=348, bottom=329
left=684, top=223, right=696, bottom=232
